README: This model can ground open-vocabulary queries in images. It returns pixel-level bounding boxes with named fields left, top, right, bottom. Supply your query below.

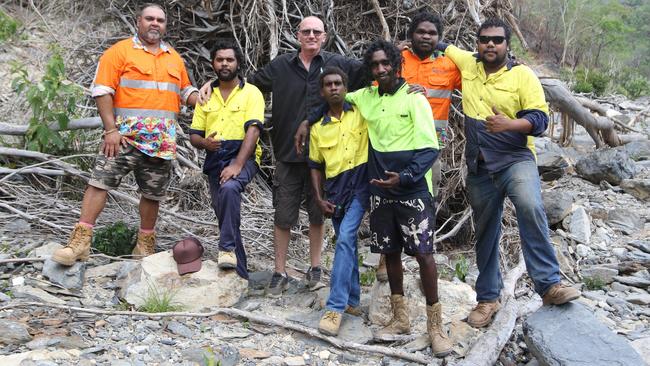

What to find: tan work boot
left=427, top=302, right=453, bottom=357
left=376, top=255, right=388, bottom=282
left=132, top=231, right=156, bottom=257
left=218, top=251, right=237, bottom=269
left=375, top=294, right=410, bottom=337
left=542, top=283, right=581, bottom=305
left=467, top=301, right=500, bottom=328
left=318, top=310, right=342, bottom=336
left=52, top=223, right=92, bottom=266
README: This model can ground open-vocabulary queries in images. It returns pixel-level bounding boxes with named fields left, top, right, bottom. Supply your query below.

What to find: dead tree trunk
left=540, top=78, right=621, bottom=148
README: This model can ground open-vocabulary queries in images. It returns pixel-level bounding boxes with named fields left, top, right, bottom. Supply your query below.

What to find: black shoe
left=305, top=266, right=325, bottom=291
left=266, top=272, right=288, bottom=298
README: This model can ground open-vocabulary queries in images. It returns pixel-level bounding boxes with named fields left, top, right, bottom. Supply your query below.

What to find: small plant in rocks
left=138, top=282, right=183, bottom=313
left=583, top=276, right=606, bottom=290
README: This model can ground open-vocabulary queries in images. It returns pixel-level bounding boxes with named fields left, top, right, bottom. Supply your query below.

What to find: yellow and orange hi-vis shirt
left=401, top=49, right=461, bottom=147
left=91, top=36, right=197, bottom=159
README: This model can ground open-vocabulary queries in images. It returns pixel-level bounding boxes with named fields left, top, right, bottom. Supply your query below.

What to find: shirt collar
left=290, top=49, right=324, bottom=63
left=378, top=78, right=406, bottom=95
left=405, top=48, right=441, bottom=62
left=132, top=35, right=170, bottom=53
left=211, top=77, right=246, bottom=89
left=321, top=102, right=354, bottom=125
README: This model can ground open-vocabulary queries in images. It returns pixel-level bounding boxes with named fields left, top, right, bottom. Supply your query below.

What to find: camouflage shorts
left=88, top=144, right=172, bottom=201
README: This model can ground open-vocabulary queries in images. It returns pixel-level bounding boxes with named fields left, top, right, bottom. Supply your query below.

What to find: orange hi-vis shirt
left=91, top=36, right=197, bottom=159
left=401, top=49, right=461, bottom=147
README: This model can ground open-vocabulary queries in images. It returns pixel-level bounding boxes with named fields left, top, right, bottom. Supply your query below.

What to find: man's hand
left=203, top=131, right=222, bottom=151
left=407, top=83, right=426, bottom=95
left=294, top=120, right=309, bottom=155
left=370, top=171, right=400, bottom=189
left=317, top=199, right=336, bottom=218
left=396, top=40, right=411, bottom=51
left=197, top=80, right=214, bottom=105
left=101, top=130, right=126, bottom=158
left=220, top=163, right=242, bottom=184
left=485, top=107, right=512, bottom=133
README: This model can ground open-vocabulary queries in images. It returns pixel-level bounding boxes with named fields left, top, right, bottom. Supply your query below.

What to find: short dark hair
left=136, top=3, right=165, bottom=18
left=477, top=18, right=512, bottom=44
left=319, top=66, right=348, bottom=89
left=362, top=40, right=403, bottom=78
left=211, top=39, right=245, bottom=68
left=407, top=12, right=443, bottom=39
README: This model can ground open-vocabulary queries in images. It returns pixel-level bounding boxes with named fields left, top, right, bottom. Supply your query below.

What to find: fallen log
left=455, top=255, right=526, bottom=366
left=0, top=117, right=102, bottom=136
left=540, top=78, right=621, bottom=148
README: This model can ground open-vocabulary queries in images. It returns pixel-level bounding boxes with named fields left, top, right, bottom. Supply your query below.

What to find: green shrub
left=11, top=46, right=82, bottom=153
left=454, top=255, right=469, bottom=282
left=0, top=10, right=20, bottom=42
left=583, top=276, right=606, bottom=290
left=360, top=268, right=376, bottom=286
left=622, top=75, right=650, bottom=98
left=573, top=80, right=595, bottom=94
left=92, top=221, right=137, bottom=256
left=138, top=282, right=183, bottom=313
left=571, top=68, right=610, bottom=96
left=587, top=71, right=609, bottom=95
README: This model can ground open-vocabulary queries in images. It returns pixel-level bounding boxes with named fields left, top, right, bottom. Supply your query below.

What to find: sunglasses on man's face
left=478, top=36, right=506, bottom=45
left=299, top=29, right=324, bottom=37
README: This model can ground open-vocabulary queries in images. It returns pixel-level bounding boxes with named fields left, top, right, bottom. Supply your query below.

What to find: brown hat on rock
left=172, top=237, right=204, bottom=275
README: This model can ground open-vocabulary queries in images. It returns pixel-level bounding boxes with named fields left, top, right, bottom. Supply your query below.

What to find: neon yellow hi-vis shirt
left=190, top=80, right=264, bottom=173
left=444, top=45, right=549, bottom=174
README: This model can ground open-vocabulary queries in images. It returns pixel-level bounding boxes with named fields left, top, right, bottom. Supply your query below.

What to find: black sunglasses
left=478, top=36, right=506, bottom=45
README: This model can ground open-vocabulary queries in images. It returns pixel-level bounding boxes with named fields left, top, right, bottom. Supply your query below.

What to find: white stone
left=283, top=356, right=306, bottom=366
left=575, top=244, right=594, bottom=258
left=121, top=251, right=247, bottom=312
left=631, top=337, right=650, bottom=365
left=11, top=276, right=24, bottom=286
left=626, top=293, right=650, bottom=305
left=318, top=350, right=331, bottom=360
left=86, top=261, right=124, bottom=278
left=569, top=206, right=591, bottom=244
left=0, top=349, right=80, bottom=366
left=12, top=285, right=65, bottom=304
left=612, top=247, right=628, bottom=259
left=29, top=242, right=64, bottom=258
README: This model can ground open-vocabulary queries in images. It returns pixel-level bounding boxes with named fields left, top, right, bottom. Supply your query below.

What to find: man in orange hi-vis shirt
left=376, top=12, right=461, bottom=282
left=52, top=3, right=198, bottom=266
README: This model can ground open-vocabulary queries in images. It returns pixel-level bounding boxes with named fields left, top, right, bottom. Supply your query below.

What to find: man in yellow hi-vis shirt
left=438, top=18, right=580, bottom=328
left=190, top=39, right=264, bottom=280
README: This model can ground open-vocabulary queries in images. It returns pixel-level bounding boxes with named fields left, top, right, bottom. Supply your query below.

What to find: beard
left=217, top=69, right=238, bottom=81
left=480, top=51, right=507, bottom=68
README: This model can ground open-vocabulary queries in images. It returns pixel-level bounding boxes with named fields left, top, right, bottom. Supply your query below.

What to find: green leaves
left=92, top=221, right=138, bottom=257
left=11, top=46, right=83, bottom=153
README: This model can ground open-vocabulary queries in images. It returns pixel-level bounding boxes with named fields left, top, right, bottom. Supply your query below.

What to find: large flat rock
left=523, top=303, right=645, bottom=366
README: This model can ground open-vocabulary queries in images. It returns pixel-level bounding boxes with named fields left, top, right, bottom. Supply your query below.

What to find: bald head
left=297, top=16, right=326, bottom=54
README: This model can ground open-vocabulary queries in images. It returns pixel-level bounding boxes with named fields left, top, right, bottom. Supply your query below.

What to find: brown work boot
left=318, top=310, right=342, bottom=336
left=52, top=223, right=92, bottom=266
left=427, top=302, right=453, bottom=357
left=375, top=294, right=410, bottom=337
left=132, top=231, right=156, bottom=257
left=344, top=305, right=362, bottom=317
left=467, top=301, right=500, bottom=328
left=542, top=283, right=581, bottom=305
left=376, top=254, right=388, bottom=282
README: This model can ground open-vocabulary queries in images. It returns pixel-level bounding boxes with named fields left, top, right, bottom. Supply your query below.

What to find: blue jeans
left=467, top=160, right=560, bottom=301
left=325, top=197, right=365, bottom=313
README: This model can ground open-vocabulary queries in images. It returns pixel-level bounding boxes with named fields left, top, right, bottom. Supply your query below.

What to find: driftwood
left=0, top=117, right=102, bottom=135
left=540, top=78, right=621, bottom=148
left=456, top=255, right=526, bottom=366
left=0, top=301, right=434, bottom=364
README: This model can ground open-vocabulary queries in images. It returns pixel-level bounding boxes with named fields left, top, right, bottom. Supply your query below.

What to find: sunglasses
left=478, top=36, right=506, bottom=45
left=299, top=29, right=324, bottom=37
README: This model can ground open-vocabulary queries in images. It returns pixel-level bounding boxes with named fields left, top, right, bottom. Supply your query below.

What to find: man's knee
left=414, top=252, right=434, bottom=265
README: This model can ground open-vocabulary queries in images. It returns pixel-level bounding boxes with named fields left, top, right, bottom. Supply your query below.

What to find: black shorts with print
left=368, top=195, right=436, bottom=256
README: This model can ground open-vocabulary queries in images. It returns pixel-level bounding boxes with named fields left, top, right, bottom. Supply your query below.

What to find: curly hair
left=211, top=38, right=245, bottom=69
left=477, top=18, right=512, bottom=44
left=362, top=40, right=403, bottom=81
left=319, top=66, right=348, bottom=89
left=407, top=12, right=443, bottom=39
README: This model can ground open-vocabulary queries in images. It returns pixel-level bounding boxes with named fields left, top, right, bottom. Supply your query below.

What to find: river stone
left=0, top=319, right=32, bottom=345
left=625, top=293, right=650, bottom=305
left=86, top=261, right=124, bottom=278
left=42, top=257, right=86, bottom=289
left=29, top=242, right=64, bottom=258
left=607, top=209, right=644, bottom=235
left=523, top=302, right=645, bottom=366
left=121, top=251, right=247, bottom=312
left=580, top=266, right=618, bottom=284
left=621, top=140, right=650, bottom=161
left=575, top=149, right=636, bottom=185
left=568, top=207, right=591, bottom=244
left=287, top=310, right=373, bottom=344
left=542, top=191, right=573, bottom=225
left=630, top=337, right=650, bottom=365
left=612, top=276, right=650, bottom=288
left=628, top=240, right=650, bottom=254
left=620, top=179, right=650, bottom=201
left=12, top=285, right=65, bottom=304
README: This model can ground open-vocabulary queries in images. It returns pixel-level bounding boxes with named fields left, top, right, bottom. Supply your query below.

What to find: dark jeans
left=208, top=160, right=258, bottom=279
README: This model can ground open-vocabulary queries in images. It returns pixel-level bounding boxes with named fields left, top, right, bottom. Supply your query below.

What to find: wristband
left=103, top=128, right=118, bottom=136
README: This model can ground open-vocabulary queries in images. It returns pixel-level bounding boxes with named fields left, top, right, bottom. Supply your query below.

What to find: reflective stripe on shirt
left=114, top=107, right=177, bottom=120
left=119, top=78, right=181, bottom=94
